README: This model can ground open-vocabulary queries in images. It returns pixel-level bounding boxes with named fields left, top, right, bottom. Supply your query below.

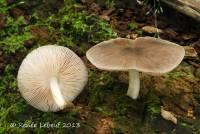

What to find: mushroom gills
left=50, top=76, right=66, bottom=109
left=127, top=69, right=140, bottom=99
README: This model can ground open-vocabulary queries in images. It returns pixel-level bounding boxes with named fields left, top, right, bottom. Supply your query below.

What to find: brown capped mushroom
left=17, top=45, right=88, bottom=112
left=86, top=37, right=185, bottom=99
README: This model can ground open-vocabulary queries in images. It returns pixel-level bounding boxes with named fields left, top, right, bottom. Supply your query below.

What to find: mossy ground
left=0, top=0, right=200, bottom=133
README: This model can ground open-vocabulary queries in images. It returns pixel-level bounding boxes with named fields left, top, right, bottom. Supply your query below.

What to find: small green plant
left=128, top=22, right=138, bottom=30
left=105, top=0, right=115, bottom=8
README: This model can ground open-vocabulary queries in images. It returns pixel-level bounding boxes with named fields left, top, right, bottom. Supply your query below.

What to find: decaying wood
left=161, top=0, right=200, bottom=21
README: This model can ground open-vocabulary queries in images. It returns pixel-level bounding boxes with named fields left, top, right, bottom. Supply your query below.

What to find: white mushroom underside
left=17, top=45, right=88, bottom=112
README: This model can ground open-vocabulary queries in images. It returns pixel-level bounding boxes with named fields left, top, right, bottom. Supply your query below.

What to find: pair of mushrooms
left=17, top=37, right=185, bottom=112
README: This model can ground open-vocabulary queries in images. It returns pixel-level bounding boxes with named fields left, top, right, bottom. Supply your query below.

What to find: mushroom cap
left=86, top=37, right=185, bottom=75
left=17, top=45, right=88, bottom=112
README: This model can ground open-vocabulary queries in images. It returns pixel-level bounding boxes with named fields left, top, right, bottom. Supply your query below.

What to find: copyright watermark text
left=9, top=122, right=80, bottom=128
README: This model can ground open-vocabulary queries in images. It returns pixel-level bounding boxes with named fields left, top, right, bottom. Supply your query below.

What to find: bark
left=161, top=0, right=200, bottom=21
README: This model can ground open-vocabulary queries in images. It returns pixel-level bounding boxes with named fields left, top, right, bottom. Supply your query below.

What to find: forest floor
left=0, top=0, right=200, bottom=133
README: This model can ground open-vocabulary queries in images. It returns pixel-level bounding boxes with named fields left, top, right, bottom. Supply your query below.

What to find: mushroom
left=86, top=37, right=185, bottom=99
left=17, top=45, right=88, bottom=112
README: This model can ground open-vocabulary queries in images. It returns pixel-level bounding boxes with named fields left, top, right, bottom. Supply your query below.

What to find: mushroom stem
left=50, top=76, right=66, bottom=109
left=127, top=69, right=140, bottom=99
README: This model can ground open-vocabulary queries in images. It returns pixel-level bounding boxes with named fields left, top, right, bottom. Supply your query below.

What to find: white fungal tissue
left=17, top=45, right=88, bottom=112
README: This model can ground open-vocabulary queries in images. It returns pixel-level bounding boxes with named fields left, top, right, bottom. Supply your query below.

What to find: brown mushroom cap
left=86, top=37, right=185, bottom=75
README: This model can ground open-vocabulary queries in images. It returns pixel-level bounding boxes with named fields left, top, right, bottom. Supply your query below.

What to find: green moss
left=29, top=2, right=117, bottom=48
left=3, top=16, right=28, bottom=35
left=95, top=106, right=114, bottom=116
left=1, top=0, right=117, bottom=55
left=57, top=10, right=117, bottom=44
left=0, top=0, right=7, bottom=13
left=165, top=70, right=193, bottom=80
left=87, top=70, right=136, bottom=127
left=164, top=66, right=195, bottom=86
left=0, top=16, right=33, bottom=54
left=0, top=65, right=18, bottom=93
left=128, top=22, right=138, bottom=30
left=1, top=32, right=32, bottom=54
left=93, top=93, right=135, bottom=118
left=144, top=92, right=161, bottom=119
left=88, top=71, right=115, bottom=108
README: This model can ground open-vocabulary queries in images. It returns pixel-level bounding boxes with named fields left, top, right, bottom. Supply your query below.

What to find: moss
left=165, top=70, right=193, bottom=80
left=95, top=106, right=114, bottom=116
left=0, top=65, right=18, bottom=93
left=28, top=2, right=117, bottom=47
left=1, top=0, right=117, bottom=54
left=0, top=0, right=7, bottom=13
left=1, top=32, right=32, bottom=54
left=164, top=66, right=195, bottom=86
left=144, top=92, right=161, bottom=119
left=88, top=71, right=115, bottom=108
left=128, top=22, right=138, bottom=30
left=88, top=70, right=136, bottom=122
left=0, top=16, right=33, bottom=54
left=87, top=69, right=157, bottom=133
left=57, top=10, right=117, bottom=44
left=0, top=97, right=28, bottom=133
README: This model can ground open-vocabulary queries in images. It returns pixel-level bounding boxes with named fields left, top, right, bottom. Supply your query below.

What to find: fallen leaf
left=164, top=28, right=178, bottom=38
left=161, top=107, right=177, bottom=124
left=142, top=26, right=163, bottom=34
left=184, top=46, right=198, bottom=59
left=181, top=34, right=197, bottom=40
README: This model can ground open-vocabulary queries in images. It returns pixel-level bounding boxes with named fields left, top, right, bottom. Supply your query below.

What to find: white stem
left=50, top=77, right=66, bottom=109
left=127, top=70, right=140, bottom=99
